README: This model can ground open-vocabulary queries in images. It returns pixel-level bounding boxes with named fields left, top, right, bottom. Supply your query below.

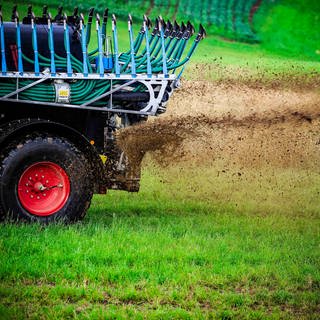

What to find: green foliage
left=254, top=0, right=320, bottom=59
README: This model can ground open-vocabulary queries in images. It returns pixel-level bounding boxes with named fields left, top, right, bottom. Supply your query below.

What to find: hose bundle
left=0, top=5, right=206, bottom=107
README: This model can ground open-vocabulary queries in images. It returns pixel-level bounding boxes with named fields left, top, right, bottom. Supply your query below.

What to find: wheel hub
left=17, top=162, right=70, bottom=216
left=34, top=181, right=45, bottom=192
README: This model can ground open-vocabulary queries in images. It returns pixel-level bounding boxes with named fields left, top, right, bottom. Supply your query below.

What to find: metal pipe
left=80, top=13, right=88, bottom=77
left=48, top=15, right=56, bottom=76
left=128, top=14, right=136, bottom=78
left=31, top=12, right=39, bottom=76
left=143, top=15, right=152, bottom=78
left=14, top=10, right=24, bottom=75
left=159, top=17, right=168, bottom=78
left=96, top=13, right=104, bottom=77
left=112, top=14, right=120, bottom=78
left=0, top=9, right=7, bottom=75
left=63, top=14, right=72, bottom=77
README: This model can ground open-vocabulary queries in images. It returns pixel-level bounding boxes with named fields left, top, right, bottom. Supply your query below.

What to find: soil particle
left=117, top=80, right=320, bottom=171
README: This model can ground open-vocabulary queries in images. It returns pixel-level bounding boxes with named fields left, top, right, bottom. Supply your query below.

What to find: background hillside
left=24, top=0, right=320, bottom=60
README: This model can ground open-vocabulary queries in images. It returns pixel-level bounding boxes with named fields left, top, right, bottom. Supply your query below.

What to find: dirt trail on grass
left=117, top=80, right=320, bottom=213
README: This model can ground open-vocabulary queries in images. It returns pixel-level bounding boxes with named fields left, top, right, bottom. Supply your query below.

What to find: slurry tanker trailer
left=0, top=5, right=205, bottom=223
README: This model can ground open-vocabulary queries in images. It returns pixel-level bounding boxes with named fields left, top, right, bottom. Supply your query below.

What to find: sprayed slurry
left=117, top=80, right=320, bottom=214
left=118, top=80, right=320, bottom=167
left=184, top=63, right=320, bottom=90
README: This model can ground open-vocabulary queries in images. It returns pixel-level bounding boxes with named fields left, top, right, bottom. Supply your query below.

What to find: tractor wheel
left=0, top=134, right=93, bottom=223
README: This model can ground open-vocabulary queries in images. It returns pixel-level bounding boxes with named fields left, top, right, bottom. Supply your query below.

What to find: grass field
left=0, top=167, right=319, bottom=319
left=1, top=157, right=320, bottom=318
left=1, top=0, right=320, bottom=319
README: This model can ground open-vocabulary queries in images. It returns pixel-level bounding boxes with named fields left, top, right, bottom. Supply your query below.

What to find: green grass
left=0, top=166, right=319, bottom=319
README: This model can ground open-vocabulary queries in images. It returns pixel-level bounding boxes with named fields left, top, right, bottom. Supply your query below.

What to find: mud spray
left=117, top=80, right=320, bottom=215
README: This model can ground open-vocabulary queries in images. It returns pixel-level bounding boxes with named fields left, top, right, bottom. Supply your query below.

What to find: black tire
left=0, top=133, right=93, bottom=223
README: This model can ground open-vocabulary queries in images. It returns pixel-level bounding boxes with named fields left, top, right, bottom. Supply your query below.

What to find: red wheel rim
left=17, top=162, right=70, bottom=216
